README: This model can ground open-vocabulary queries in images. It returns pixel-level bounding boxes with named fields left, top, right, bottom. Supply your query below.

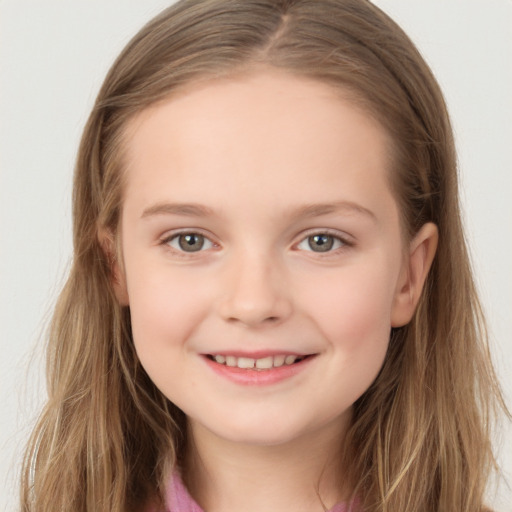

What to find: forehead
left=123, top=69, right=392, bottom=157
left=120, top=70, right=397, bottom=223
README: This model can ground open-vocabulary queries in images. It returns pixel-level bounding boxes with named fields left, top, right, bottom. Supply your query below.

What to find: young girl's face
left=115, top=70, right=426, bottom=448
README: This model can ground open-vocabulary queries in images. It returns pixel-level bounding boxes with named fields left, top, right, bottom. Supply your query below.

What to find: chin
left=199, top=413, right=326, bottom=448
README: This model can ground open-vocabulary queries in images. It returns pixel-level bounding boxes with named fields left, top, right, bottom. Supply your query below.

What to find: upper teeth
left=213, top=354, right=301, bottom=369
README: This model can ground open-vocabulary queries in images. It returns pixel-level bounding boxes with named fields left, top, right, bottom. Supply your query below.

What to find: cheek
left=125, top=264, right=211, bottom=355
left=302, top=268, right=395, bottom=408
left=125, top=268, right=213, bottom=402
left=299, top=263, right=397, bottom=355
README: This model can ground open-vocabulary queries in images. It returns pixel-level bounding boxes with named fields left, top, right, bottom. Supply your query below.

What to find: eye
left=296, top=233, right=346, bottom=253
left=165, top=232, right=214, bottom=253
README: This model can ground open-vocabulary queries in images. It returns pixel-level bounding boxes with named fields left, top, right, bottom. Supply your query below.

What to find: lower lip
left=203, top=356, right=315, bottom=386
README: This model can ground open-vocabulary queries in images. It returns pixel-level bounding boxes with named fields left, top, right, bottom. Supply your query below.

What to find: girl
left=19, top=1, right=508, bottom=511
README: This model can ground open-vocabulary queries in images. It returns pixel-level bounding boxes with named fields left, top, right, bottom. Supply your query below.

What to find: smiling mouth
left=206, top=354, right=312, bottom=370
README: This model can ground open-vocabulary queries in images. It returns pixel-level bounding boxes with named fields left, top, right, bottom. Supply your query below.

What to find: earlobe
left=97, top=227, right=129, bottom=306
left=391, top=222, right=438, bottom=327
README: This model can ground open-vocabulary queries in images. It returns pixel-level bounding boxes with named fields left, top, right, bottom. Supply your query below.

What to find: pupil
left=309, top=234, right=333, bottom=252
left=179, top=234, right=204, bottom=252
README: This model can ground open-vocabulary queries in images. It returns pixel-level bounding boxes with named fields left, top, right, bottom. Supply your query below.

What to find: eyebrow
left=140, top=200, right=376, bottom=222
left=141, top=202, right=215, bottom=218
left=288, top=201, right=376, bottom=222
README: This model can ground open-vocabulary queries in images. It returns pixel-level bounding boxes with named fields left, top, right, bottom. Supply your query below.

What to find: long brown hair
left=21, top=1, right=507, bottom=511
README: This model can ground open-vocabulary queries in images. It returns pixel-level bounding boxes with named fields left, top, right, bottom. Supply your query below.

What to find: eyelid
left=157, top=227, right=353, bottom=255
left=294, top=228, right=354, bottom=252
left=160, top=228, right=218, bottom=253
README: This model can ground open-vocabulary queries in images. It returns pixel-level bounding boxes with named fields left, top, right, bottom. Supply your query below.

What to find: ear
left=98, top=227, right=129, bottom=306
left=391, top=222, right=438, bottom=327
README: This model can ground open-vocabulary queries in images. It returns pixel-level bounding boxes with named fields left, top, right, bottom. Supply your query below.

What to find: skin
left=109, top=70, right=437, bottom=512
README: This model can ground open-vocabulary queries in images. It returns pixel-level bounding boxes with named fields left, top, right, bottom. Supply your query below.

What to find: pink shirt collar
left=166, top=472, right=354, bottom=512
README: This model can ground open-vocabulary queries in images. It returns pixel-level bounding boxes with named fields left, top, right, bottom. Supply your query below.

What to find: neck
left=183, top=416, right=351, bottom=512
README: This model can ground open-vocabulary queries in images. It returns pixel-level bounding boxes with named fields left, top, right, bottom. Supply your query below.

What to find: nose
left=217, top=250, right=293, bottom=327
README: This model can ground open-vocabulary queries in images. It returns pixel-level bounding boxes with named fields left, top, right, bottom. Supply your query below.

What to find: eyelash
left=160, top=229, right=353, bottom=256
left=295, top=229, right=353, bottom=254
left=160, top=230, right=217, bottom=256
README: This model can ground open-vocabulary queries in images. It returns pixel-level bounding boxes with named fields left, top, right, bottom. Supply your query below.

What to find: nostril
left=218, top=287, right=293, bottom=326
left=226, top=315, right=279, bottom=324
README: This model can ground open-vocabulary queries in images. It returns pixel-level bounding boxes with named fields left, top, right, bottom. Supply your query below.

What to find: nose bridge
left=218, top=244, right=292, bottom=326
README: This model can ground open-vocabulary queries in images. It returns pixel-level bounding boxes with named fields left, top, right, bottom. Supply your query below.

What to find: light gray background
left=1, top=1, right=511, bottom=511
